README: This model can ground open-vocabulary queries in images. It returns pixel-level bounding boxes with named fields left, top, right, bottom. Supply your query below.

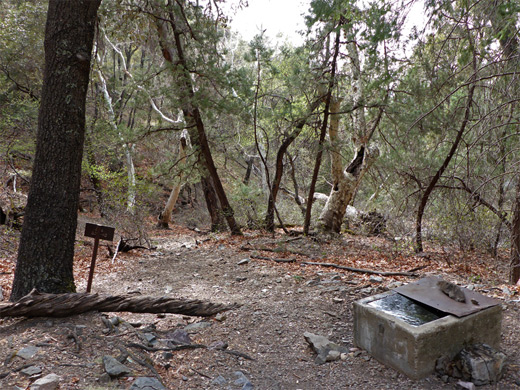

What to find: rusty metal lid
left=394, top=276, right=500, bottom=317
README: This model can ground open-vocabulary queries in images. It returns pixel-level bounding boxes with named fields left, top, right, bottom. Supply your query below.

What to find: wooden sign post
left=84, top=223, right=115, bottom=293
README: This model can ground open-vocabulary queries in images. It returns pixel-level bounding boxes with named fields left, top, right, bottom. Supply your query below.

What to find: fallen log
left=0, top=289, right=238, bottom=318
left=250, top=255, right=296, bottom=263
left=240, top=244, right=310, bottom=257
left=301, top=261, right=418, bottom=277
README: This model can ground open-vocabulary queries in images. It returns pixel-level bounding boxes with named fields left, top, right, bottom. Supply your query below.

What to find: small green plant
left=292, top=275, right=304, bottom=283
left=468, top=274, right=482, bottom=283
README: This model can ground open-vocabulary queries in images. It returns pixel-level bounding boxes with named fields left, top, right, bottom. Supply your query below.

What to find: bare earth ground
left=0, top=224, right=519, bottom=390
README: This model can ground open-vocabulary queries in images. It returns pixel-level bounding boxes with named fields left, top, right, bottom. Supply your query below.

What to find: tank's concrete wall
left=353, top=292, right=502, bottom=379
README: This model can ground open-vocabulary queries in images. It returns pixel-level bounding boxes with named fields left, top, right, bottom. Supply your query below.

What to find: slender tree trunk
left=317, top=97, right=379, bottom=233
left=489, top=1, right=520, bottom=282
left=125, top=145, right=136, bottom=213
left=86, top=83, right=106, bottom=215
left=510, top=180, right=520, bottom=284
left=287, top=152, right=306, bottom=216
left=201, top=176, right=226, bottom=231
left=264, top=98, right=322, bottom=231
left=317, top=39, right=381, bottom=234
left=243, top=156, right=254, bottom=185
left=493, top=132, right=507, bottom=256
left=154, top=21, right=223, bottom=229
left=11, top=0, right=100, bottom=301
left=158, top=134, right=187, bottom=228
left=303, top=23, right=343, bottom=235
left=155, top=11, right=240, bottom=234
left=415, top=80, right=476, bottom=252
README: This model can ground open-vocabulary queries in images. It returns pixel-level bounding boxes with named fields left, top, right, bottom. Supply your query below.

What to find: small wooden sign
left=84, top=223, right=115, bottom=241
left=84, top=223, right=115, bottom=293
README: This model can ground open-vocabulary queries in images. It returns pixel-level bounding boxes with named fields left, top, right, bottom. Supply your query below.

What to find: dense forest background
left=1, top=0, right=519, bottom=284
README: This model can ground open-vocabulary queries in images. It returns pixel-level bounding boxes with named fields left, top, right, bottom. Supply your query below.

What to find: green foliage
left=0, top=2, right=44, bottom=167
left=2, top=0, right=519, bottom=255
left=0, top=95, right=38, bottom=166
left=430, top=193, right=499, bottom=252
left=0, top=1, right=46, bottom=100
left=229, top=181, right=265, bottom=228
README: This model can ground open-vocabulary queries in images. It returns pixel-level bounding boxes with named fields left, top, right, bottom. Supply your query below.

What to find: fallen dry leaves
left=1, top=224, right=519, bottom=302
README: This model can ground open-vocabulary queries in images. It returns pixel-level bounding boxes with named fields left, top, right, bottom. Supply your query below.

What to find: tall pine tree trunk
left=11, top=0, right=100, bottom=301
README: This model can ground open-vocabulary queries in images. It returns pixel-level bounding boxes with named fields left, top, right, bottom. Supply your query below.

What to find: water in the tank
left=368, top=293, right=446, bottom=326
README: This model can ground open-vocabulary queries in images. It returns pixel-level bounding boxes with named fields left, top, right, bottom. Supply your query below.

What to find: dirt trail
left=0, top=228, right=518, bottom=389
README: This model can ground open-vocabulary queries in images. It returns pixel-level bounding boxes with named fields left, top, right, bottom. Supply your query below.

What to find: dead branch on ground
left=301, top=261, right=419, bottom=277
left=0, top=290, right=239, bottom=318
left=251, top=255, right=296, bottom=263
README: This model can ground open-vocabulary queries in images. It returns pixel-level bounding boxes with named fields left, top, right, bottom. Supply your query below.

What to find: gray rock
left=110, top=316, right=123, bottom=326
left=215, top=312, right=226, bottom=322
left=456, top=381, right=476, bottom=390
left=142, top=332, right=157, bottom=345
left=29, top=373, right=60, bottom=390
left=369, top=275, right=383, bottom=283
left=17, top=346, right=40, bottom=360
left=455, top=344, right=506, bottom=385
left=304, top=332, right=349, bottom=364
left=209, top=340, right=228, bottom=350
left=103, top=355, right=132, bottom=378
left=387, top=281, right=403, bottom=289
left=162, top=351, right=174, bottom=360
left=184, top=321, right=212, bottom=333
left=211, top=375, right=227, bottom=385
left=305, top=278, right=321, bottom=287
left=97, top=373, right=111, bottom=384
left=165, top=328, right=191, bottom=345
left=234, top=371, right=253, bottom=389
left=129, top=377, right=166, bottom=390
left=21, top=365, right=42, bottom=376
left=74, top=325, right=87, bottom=335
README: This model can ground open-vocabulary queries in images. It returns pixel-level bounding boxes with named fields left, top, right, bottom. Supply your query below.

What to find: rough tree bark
left=10, top=0, right=101, bottom=301
left=3, top=290, right=237, bottom=318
